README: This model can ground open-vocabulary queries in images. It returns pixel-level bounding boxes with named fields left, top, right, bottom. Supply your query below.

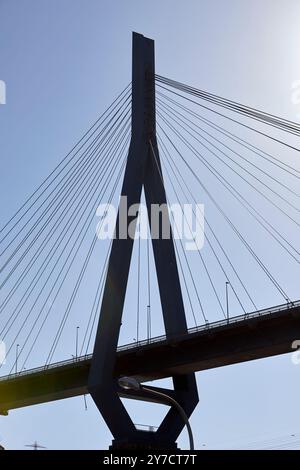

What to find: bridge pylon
left=88, top=32, right=199, bottom=450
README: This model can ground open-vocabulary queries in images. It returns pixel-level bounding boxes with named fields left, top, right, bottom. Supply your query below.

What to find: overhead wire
left=156, top=75, right=300, bottom=137
left=156, top=108, right=300, bottom=262
left=4, top=124, right=130, bottom=369
left=157, top=97, right=300, bottom=199
left=156, top=120, right=292, bottom=302
left=0, top=84, right=131, bottom=240
left=157, top=106, right=300, bottom=226
left=0, top=120, right=131, bottom=341
left=149, top=140, right=207, bottom=324
left=0, top=95, right=131, bottom=274
left=156, top=81, right=300, bottom=153
left=0, top=107, right=131, bottom=306
left=157, top=90, right=300, bottom=179
left=157, top=132, right=257, bottom=311
left=158, top=134, right=248, bottom=316
left=44, top=138, right=129, bottom=366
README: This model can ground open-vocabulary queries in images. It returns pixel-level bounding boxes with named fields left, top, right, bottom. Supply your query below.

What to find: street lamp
left=118, top=377, right=194, bottom=450
left=15, top=344, right=20, bottom=375
left=225, top=281, right=230, bottom=322
left=76, top=326, right=80, bottom=359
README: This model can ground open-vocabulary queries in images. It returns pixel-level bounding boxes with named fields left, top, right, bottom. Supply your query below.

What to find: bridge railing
left=117, top=299, right=300, bottom=351
left=0, top=299, right=299, bottom=383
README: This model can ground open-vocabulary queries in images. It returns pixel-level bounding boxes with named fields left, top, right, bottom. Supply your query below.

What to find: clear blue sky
left=0, top=0, right=300, bottom=450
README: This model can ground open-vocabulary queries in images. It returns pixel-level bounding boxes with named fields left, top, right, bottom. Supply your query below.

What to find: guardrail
left=0, top=299, right=299, bottom=383
left=117, top=299, right=300, bottom=351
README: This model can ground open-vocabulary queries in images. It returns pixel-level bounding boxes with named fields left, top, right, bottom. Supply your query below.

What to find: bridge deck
left=0, top=301, right=299, bottom=413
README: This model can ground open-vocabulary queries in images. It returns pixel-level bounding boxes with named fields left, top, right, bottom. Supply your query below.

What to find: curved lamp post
left=118, top=377, right=194, bottom=450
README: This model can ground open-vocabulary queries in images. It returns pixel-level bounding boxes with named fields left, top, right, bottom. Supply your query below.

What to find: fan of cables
left=0, top=74, right=299, bottom=375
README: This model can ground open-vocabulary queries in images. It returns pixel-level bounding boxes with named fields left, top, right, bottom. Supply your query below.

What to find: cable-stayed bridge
left=0, top=300, right=299, bottom=413
left=0, top=33, right=299, bottom=448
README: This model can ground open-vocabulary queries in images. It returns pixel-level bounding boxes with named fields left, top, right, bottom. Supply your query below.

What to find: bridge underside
left=0, top=305, right=299, bottom=413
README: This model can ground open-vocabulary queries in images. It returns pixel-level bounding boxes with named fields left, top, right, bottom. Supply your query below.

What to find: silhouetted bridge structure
left=1, top=31, right=299, bottom=448
left=1, top=300, right=299, bottom=414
